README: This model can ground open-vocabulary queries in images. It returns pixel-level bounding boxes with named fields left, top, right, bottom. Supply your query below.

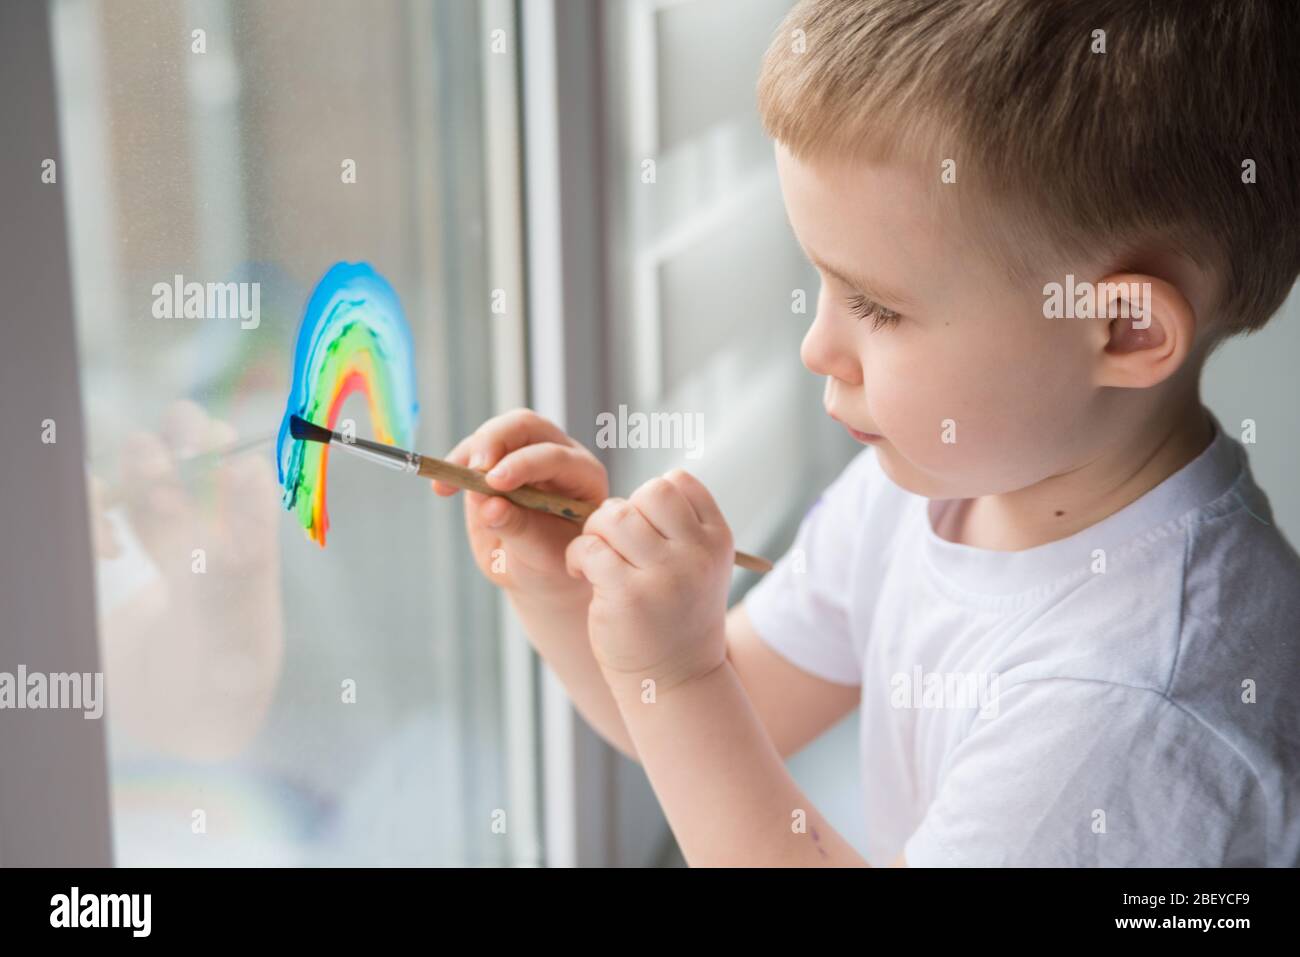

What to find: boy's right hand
left=433, top=408, right=608, bottom=604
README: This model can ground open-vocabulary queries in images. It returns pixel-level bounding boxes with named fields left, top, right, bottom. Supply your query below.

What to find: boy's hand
left=433, top=408, right=608, bottom=604
left=564, top=469, right=733, bottom=692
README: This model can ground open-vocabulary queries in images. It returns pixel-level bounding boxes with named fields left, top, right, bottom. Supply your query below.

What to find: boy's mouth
left=844, top=424, right=883, bottom=444
left=826, top=409, right=883, bottom=444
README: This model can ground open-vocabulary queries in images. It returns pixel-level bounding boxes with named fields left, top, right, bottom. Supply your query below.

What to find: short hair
left=757, top=0, right=1300, bottom=335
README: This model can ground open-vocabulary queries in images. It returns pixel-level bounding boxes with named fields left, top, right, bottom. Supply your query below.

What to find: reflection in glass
left=52, top=0, right=530, bottom=866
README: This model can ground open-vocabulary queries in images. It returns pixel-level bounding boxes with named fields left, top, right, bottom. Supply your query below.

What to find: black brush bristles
left=290, top=415, right=334, bottom=445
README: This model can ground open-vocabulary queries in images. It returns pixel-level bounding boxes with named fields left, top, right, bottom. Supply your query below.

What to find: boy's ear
left=1092, top=272, right=1197, bottom=388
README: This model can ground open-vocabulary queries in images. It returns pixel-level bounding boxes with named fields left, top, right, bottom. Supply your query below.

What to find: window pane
left=598, top=0, right=866, bottom=861
left=51, top=0, right=535, bottom=866
left=600, top=0, right=852, bottom=556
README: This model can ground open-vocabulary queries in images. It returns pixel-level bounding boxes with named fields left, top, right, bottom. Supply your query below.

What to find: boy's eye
left=846, top=293, right=901, bottom=330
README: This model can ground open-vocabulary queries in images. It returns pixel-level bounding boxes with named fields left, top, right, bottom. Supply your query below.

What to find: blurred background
left=1, top=0, right=1296, bottom=867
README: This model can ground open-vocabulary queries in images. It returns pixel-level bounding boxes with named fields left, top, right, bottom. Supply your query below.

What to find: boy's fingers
left=565, top=534, right=632, bottom=588
left=484, top=442, right=606, bottom=503
left=432, top=436, right=478, bottom=495
left=431, top=476, right=462, bottom=495
left=582, top=498, right=667, bottom=569
left=437, top=409, right=588, bottom=496
left=467, top=409, right=574, bottom=472
left=476, top=408, right=573, bottom=452
left=479, top=495, right=544, bottom=541
left=474, top=494, right=583, bottom=568
left=628, top=475, right=699, bottom=540
left=662, top=468, right=725, bottom=526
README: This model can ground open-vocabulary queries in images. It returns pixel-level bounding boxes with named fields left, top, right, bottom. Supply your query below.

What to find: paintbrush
left=290, top=415, right=773, bottom=574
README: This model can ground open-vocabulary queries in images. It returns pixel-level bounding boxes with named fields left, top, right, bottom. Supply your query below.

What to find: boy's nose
left=800, top=306, right=861, bottom=384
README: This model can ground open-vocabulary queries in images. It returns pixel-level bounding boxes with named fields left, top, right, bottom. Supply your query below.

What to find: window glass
left=51, top=0, right=534, bottom=866
left=599, top=0, right=851, bottom=560
left=598, top=0, right=866, bottom=860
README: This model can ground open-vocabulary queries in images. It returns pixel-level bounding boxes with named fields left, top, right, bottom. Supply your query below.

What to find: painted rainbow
left=276, top=262, right=418, bottom=546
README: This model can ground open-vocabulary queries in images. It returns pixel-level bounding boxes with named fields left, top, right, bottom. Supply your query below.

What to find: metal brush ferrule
left=331, top=434, right=419, bottom=473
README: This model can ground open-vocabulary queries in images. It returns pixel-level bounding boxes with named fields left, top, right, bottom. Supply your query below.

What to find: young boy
left=434, top=0, right=1300, bottom=866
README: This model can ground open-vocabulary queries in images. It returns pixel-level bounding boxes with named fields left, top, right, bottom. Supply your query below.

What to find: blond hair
left=757, top=0, right=1300, bottom=335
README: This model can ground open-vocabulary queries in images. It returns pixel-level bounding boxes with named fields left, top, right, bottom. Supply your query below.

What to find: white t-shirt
left=744, top=414, right=1300, bottom=866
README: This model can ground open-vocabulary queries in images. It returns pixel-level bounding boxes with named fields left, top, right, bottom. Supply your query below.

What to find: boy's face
left=775, top=142, right=1105, bottom=501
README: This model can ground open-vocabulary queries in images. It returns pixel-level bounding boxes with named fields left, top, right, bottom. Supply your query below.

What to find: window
left=50, top=0, right=537, bottom=866
left=596, top=0, right=865, bottom=860
left=599, top=0, right=850, bottom=567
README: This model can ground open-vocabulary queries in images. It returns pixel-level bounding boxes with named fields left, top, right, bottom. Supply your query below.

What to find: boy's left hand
left=564, top=469, right=733, bottom=692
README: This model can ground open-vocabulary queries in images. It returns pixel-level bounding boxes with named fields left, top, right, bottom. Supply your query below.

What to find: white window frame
left=0, top=0, right=113, bottom=867
left=0, top=0, right=650, bottom=870
left=0, top=0, right=556, bottom=870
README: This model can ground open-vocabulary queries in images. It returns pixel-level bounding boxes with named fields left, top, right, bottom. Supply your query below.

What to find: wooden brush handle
left=417, top=455, right=773, bottom=574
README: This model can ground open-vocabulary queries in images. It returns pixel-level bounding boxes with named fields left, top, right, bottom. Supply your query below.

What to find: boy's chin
left=874, top=445, right=981, bottom=501
left=877, top=445, right=1044, bottom=501
left=873, top=446, right=937, bottom=497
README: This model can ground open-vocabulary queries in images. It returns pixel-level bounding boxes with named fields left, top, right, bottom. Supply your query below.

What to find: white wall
left=1202, top=282, right=1300, bottom=545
